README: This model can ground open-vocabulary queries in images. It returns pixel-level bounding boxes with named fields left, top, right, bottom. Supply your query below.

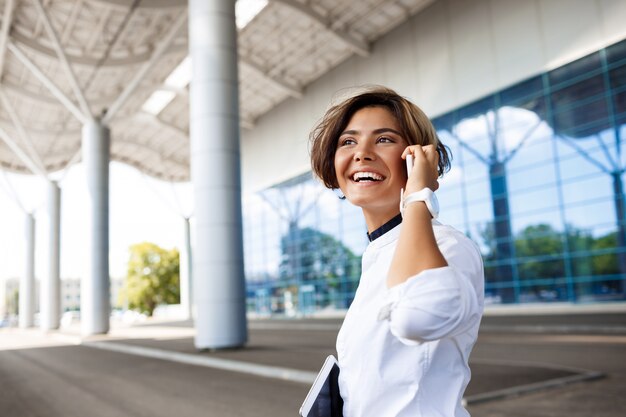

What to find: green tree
left=4, top=288, right=19, bottom=316
left=479, top=221, right=624, bottom=300
left=565, top=225, right=594, bottom=277
left=121, top=242, right=180, bottom=316
left=477, top=222, right=497, bottom=283
left=279, top=223, right=361, bottom=308
left=515, top=224, right=565, bottom=280
left=592, top=232, right=620, bottom=275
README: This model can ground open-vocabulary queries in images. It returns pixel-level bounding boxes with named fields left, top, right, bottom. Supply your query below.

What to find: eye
left=376, top=136, right=394, bottom=143
left=339, top=137, right=356, bottom=146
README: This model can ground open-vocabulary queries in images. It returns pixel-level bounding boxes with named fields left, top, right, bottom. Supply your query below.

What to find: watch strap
left=400, top=188, right=438, bottom=219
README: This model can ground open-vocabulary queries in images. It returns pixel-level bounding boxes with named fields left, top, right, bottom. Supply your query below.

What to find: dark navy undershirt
left=367, top=213, right=403, bottom=242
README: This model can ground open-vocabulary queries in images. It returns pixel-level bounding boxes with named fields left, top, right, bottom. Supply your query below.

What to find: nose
left=353, top=143, right=374, bottom=161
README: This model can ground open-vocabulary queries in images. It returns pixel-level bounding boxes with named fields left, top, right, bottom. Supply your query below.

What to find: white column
left=41, top=181, right=61, bottom=331
left=189, top=0, right=247, bottom=349
left=19, top=213, right=35, bottom=328
left=180, top=216, right=192, bottom=320
left=81, top=119, right=110, bottom=336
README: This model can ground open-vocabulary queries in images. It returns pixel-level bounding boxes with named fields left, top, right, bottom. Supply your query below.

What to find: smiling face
left=334, top=106, right=409, bottom=229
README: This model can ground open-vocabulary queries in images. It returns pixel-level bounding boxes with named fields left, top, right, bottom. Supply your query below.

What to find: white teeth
left=352, top=172, right=383, bottom=182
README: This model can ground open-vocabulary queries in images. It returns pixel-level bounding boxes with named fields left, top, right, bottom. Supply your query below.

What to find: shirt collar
left=367, top=213, right=403, bottom=242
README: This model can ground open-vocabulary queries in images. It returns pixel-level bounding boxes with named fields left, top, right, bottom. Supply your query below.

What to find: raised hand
left=402, top=144, right=440, bottom=194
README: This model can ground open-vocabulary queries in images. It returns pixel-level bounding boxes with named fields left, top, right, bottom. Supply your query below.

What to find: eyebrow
left=340, top=127, right=403, bottom=136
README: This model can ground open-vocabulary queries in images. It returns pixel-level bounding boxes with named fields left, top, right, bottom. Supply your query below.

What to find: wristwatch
left=401, top=187, right=439, bottom=219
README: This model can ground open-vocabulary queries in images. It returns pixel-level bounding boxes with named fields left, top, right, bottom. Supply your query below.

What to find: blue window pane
left=500, top=75, right=544, bottom=106
left=511, top=210, right=564, bottom=235
left=609, top=63, right=626, bottom=91
left=458, top=96, right=494, bottom=122
left=453, top=115, right=492, bottom=160
left=555, top=130, right=618, bottom=175
left=551, top=82, right=610, bottom=137
left=509, top=183, right=560, bottom=214
left=433, top=111, right=456, bottom=132
left=549, top=52, right=601, bottom=87
left=606, top=38, right=626, bottom=65
left=611, top=63, right=626, bottom=118
left=245, top=38, right=626, bottom=311
left=508, top=144, right=555, bottom=183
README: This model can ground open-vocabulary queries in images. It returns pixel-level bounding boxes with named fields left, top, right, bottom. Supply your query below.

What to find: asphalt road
left=1, top=313, right=624, bottom=417
left=0, top=341, right=307, bottom=417
left=468, top=331, right=626, bottom=416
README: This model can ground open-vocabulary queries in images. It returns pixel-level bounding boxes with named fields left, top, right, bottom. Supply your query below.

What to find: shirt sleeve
left=380, top=230, right=484, bottom=344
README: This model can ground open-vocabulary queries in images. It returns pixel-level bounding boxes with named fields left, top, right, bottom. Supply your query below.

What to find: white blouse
left=336, top=220, right=484, bottom=417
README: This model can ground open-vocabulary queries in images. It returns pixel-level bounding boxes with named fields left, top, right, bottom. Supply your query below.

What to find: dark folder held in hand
left=299, top=355, right=343, bottom=417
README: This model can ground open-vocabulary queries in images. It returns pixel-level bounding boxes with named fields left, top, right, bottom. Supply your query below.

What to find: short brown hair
left=310, top=86, right=451, bottom=189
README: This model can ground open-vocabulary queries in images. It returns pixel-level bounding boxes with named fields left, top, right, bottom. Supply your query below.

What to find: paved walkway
left=1, top=310, right=625, bottom=416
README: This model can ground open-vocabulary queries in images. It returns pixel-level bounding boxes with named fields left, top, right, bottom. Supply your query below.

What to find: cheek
left=389, top=151, right=407, bottom=176
left=395, top=160, right=408, bottom=181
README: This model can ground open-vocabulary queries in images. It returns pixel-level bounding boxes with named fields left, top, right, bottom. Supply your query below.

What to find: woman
left=310, top=87, right=484, bottom=417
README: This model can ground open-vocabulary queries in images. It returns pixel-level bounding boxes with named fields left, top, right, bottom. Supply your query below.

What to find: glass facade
left=243, top=38, right=626, bottom=314
left=243, top=173, right=367, bottom=316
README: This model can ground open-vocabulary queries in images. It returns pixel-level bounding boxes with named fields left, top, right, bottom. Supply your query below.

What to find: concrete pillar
left=19, top=213, right=35, bottom=328
left=81, top=119, right=110, bottom=336
left=180, top=216, right=193, bottom=320
left=189, top=0, right=247, bottom=349
left=41, top=181, right=61, bottom=330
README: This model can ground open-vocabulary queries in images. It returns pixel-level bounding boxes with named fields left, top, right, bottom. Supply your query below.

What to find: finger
left=420, top=146, right=440, bottom=178
left=402, top=145, right=422, bottom=159
left=422, top=144, right=439, bottom=159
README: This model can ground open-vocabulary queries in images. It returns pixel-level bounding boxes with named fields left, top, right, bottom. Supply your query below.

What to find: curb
left=479, top=325, right=626, bottom=335
left=465, top=358, right=606, bottom=405
left=82, top=340, right=318, bottom=385
left=465, top=370, right=605, bottom=405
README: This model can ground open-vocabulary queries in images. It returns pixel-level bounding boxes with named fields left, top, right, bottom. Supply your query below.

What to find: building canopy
left=0, top=0, right=435, bottom=181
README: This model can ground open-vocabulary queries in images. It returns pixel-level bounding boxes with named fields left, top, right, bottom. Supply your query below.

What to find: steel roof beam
left=11, top=31, right=187, bottom=67
left=8, top=41, right=89, bottom=125
left=0, top=90, right=47, bottom=175
left=60, top=0, right=83, bottom=44
left=270, top=0, right=370, bottom=57
left=33, top=0, right=92, bottom=118
left=2, top=79, right=65, bottom=105
left=147, top=115, right=189, bottom=162
left=0, top=125, right=47, bottom=177
left=90, top=0, right=186, bottom=10
left=0, top=0, right=15, bottom=78
left=113, top=138, right=188, bottom=169
left=86, top=6, right=112, bottom=52
left=1, top=79, right=188, bottom=111
left=111, top=112, right=187, bottom=164
left=102, top=11, right=187, bottom=124
left=239, top=56, right=302, bottom=99
left=0, top=118, right=80, bottom=135
left=124, top=111, right=188, bottom=140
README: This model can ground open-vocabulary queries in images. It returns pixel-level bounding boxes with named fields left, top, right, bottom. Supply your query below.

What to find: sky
left=0, top=162, right=193, bottom=282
